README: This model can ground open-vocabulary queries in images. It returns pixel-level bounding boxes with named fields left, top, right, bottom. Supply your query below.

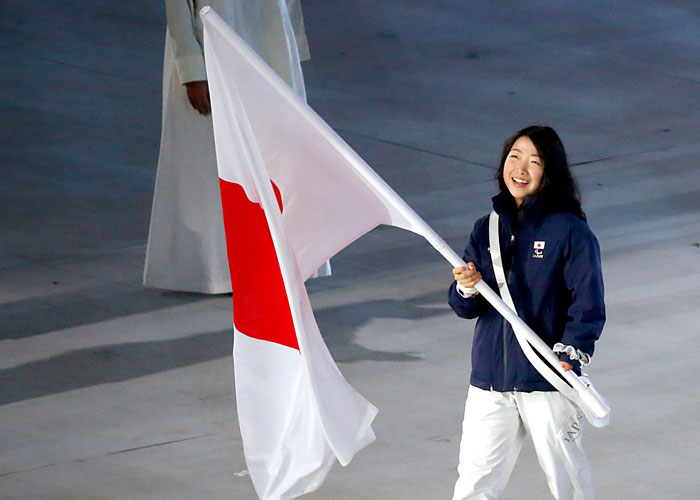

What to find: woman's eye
left=531, top=160, right=541, bottom=166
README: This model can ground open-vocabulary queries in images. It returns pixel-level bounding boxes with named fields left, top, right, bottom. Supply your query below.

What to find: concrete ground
left=2, top=1, right=700, bottom=499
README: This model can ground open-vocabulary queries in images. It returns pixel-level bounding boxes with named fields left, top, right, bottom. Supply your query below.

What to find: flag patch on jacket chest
left=533, top=241, right=545, bottom=258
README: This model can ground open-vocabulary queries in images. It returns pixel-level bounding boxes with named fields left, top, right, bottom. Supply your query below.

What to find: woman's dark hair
left=496, top=125, right=585, bottom=219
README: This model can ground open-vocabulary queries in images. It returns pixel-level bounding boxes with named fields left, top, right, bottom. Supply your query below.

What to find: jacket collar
left=491, top=191, right=558, bottom=223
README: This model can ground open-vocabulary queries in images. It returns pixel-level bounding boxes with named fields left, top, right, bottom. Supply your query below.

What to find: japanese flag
left=201, top=7, right=446, bottom=499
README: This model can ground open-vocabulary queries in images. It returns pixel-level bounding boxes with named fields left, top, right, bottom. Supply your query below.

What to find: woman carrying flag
left=449, top=125, right=605, bottom=499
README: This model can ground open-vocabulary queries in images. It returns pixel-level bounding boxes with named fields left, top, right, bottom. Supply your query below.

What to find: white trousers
left=452, top=386, right=594, bottom=500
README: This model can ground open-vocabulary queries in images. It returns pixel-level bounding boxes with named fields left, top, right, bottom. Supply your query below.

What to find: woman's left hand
left=560, top=361, right=573, bottom=372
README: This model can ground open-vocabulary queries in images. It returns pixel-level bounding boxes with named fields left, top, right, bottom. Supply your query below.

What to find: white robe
left=144, top=0, right=317, bottom=293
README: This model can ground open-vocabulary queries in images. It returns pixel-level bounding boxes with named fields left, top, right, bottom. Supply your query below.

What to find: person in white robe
left=144, top=0, right=324, bottom=293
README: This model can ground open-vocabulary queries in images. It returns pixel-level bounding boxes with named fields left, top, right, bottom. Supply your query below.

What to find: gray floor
left=2, top=1, right=700, bottom=499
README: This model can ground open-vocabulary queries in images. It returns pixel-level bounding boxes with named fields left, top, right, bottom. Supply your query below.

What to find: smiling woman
left=449, top=125, right=605, bottom=499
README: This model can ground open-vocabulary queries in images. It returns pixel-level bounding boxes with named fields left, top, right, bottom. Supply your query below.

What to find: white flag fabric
left=201, top=6, right=443, bottom=500
left=201, top=5, right=609, bottom=499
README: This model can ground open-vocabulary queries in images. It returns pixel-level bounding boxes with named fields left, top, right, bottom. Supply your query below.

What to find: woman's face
left=503, top=135, right=544, bottom=206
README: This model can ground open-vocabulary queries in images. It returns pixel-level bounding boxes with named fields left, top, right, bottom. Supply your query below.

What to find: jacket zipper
left=503, top=231, right=516, bottom=389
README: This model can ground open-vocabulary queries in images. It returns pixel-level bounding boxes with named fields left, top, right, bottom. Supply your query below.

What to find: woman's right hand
left=453, top=263, right=482, bottom=288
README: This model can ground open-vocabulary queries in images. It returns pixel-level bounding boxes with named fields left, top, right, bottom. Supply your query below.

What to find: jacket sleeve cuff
left=175, top=55, right=207, bottom=84
left=456, top=283, right=479, bottom=299
left=553, top=343, right=591, bottom=366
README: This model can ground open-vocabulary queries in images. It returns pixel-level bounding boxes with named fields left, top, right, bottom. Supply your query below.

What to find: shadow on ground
left=0, top=328, right=233, bottom=406
left=0, top=286, right=213, bottom=340
left=315, top=291, right=449, bottom=363
left=1, top=291, right=449, bottom=405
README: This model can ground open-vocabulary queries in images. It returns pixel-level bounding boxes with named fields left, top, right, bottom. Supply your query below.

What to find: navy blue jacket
left=449, top=193, right=605, bottom=392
